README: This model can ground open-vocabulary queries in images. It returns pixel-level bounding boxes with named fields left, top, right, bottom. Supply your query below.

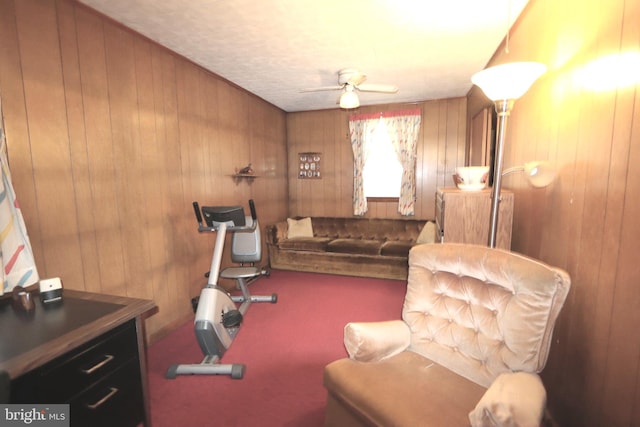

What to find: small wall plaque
left=298, top=152, right=321, bottom=179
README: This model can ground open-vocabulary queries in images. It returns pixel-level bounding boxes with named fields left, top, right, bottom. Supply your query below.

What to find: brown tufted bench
left=265, top=217, right=435, bottom=280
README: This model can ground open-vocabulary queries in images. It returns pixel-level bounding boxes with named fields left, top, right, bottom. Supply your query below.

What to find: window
left=363, top=120, right=402, bottom=198
left=349, top=109, right=421, bottom=216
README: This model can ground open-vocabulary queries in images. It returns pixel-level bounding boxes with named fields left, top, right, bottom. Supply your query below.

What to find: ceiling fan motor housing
left=338, top=69, right=367, bottom=86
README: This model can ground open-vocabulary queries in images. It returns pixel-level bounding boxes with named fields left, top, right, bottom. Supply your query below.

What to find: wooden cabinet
left=435, top=187, right=513, bottom=250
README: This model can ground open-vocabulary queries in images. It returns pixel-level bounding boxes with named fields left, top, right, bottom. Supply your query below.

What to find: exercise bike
left=166, top=199, right=277, bottom=380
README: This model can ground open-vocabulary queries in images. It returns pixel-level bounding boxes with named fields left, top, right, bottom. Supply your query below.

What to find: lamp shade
left=523, top=161, right=557, bottom=188
left=472, top=62, right=547, bottom=101
left=339, top=85, right=359, bottom=109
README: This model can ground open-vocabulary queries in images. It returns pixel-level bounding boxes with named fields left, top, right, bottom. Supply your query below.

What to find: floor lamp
left=502, top=161, right=557, bottom=188
left=471, top=62, right=547, bottom=248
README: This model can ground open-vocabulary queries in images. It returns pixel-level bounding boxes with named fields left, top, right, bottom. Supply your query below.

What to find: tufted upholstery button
left=453, top=346, right=458, bottom=352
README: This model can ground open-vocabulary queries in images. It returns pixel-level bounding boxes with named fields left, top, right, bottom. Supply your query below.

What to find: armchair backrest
left=405, top=243, right=570, bottom=388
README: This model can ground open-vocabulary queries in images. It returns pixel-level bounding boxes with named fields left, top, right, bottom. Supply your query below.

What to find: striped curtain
left=0, top=99, right=39, bottom=295
left=349, top=109, right=422, bottom=216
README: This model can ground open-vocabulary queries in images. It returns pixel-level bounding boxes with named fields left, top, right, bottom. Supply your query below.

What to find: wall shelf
left=230, top=174, right=259, bottom=184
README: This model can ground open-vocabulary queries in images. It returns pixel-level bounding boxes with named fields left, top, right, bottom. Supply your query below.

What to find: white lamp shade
left=339, top=86, right=360, bottom=109
left=523, top=161, right=557, bottom=188
left=472, top=62, right=547, bottom=101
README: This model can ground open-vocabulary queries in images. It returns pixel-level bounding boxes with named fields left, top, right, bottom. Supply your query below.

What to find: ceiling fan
left=301, top=69, right=399, bottom=109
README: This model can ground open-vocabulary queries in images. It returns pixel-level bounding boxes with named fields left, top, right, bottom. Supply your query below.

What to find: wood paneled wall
left=286, top=98, right=467, bottom=219
left=468, top=0, right=640, bottom=425
left=0, top=0, right=288, bottom=341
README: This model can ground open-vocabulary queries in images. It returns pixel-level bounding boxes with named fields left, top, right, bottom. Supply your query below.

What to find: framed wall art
left=298, top=152, right=321, bottom=179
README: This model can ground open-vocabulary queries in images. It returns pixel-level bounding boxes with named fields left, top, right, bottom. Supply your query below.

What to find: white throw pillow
left=416, top=221, right=436, bottom=244
left=287, top=217, right=314, bottom=238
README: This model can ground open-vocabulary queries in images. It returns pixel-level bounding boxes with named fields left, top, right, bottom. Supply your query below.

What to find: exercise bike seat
left=220, top=266, right=262, bottom=279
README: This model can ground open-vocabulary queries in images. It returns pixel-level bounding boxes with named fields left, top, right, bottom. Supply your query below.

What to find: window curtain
left=385, top=110, right=421, bottom=215
left=349, top=109, right=422, bottom=216
left=348, top=116, right=379, bottom=216
left=0, top=98, right=39, bottom=296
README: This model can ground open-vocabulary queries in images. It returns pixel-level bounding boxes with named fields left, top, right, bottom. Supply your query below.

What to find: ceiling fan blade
left=300, top=85, right=344, bottom=93
left=356, top=83, right=399, bottom=93
left=346, top=72, right=367, bottom=87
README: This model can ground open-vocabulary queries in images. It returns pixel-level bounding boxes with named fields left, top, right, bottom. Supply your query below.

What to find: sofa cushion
left=278, top=237, right=331, bottom=252
left=327, top=239, right=382, bottom=256
left=380, top=241, right=413, bottom=257
left=287, top=217, right=314, bottom=238
left=416, top=221, right=436, bottom=244
left=324, top=351, right=486, bottom=427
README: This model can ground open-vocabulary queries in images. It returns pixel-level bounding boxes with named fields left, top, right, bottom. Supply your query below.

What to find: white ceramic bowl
left=454, top=166, right=490, bottom=190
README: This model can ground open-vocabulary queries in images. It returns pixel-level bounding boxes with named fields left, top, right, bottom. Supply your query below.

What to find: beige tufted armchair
left=323, top=243, right=571, bottom=427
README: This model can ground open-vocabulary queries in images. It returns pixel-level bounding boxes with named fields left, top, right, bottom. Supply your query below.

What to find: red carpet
left=146, top=270, right=406, bottom=427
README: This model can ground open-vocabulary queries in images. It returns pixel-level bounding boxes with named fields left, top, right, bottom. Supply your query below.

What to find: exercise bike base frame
left=166, top=355, right=245, bottom=380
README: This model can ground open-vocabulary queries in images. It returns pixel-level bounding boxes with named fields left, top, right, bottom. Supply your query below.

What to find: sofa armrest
left=265, top=221, right=288, bottom=245
left=468, top=372, right=546, bottom=427
left=343, top=320, right=410, bottom=362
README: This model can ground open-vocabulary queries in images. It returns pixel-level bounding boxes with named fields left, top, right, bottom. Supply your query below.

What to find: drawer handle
left=85, top=387, right=119, bottom=410
left=81, top=354, right=115, bottom=375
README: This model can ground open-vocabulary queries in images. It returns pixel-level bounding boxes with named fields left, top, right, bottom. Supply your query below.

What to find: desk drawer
left=70, top=358, right=144, bottom=427
left=11, top=320, right=138, bottom=403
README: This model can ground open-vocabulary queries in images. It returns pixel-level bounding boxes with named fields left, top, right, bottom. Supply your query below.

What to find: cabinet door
left=437, top=188, right=512, bottom=250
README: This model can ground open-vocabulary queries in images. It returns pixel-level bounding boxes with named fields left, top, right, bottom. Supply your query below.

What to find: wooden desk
left=0, top=289, right=157, bottom=427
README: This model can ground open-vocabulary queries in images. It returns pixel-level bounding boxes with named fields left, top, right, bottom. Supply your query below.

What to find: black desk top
left=0, top=296, right=123, bottom=361
left=0, top=289, right=156, bottom=379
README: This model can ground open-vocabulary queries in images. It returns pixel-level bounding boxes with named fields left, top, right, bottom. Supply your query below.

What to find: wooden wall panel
left=76, top=6, right=128, bottom=295
left=467, top=0, right=640, bottom=425
left=0, top=0, right=288, bottom=341
left=286, top=98, right=467, bottom=220
left=57, top=0, right=101, bottom=294
left=14, top=0, right=85, bottom=285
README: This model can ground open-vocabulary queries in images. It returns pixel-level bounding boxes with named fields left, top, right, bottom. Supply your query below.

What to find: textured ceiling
left=77, top=0, right=529, bottom=112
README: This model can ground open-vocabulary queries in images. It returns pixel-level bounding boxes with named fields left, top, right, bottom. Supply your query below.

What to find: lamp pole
left=488, top=99, right=514, bottom=248
left=471, top=61, right=547, bottom=248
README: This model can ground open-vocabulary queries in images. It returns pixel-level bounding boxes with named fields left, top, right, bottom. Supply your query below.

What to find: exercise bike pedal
left=222, top=309, right=243, bottom=328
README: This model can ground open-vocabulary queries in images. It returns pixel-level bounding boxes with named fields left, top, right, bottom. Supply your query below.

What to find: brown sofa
left=323, top=243, right=571, bottom=426
left=265, top=217, right=435, bottom=280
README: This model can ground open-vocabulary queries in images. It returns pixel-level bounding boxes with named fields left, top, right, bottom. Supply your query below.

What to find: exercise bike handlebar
left=193, top=201, right=204, bottom=225
left=249, top=199, right=257, bottom=222
left=192, top=200, right=258, bottom=233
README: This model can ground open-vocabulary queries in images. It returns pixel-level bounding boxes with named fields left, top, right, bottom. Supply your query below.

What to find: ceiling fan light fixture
left=339, top=86, right=360, bottom=109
